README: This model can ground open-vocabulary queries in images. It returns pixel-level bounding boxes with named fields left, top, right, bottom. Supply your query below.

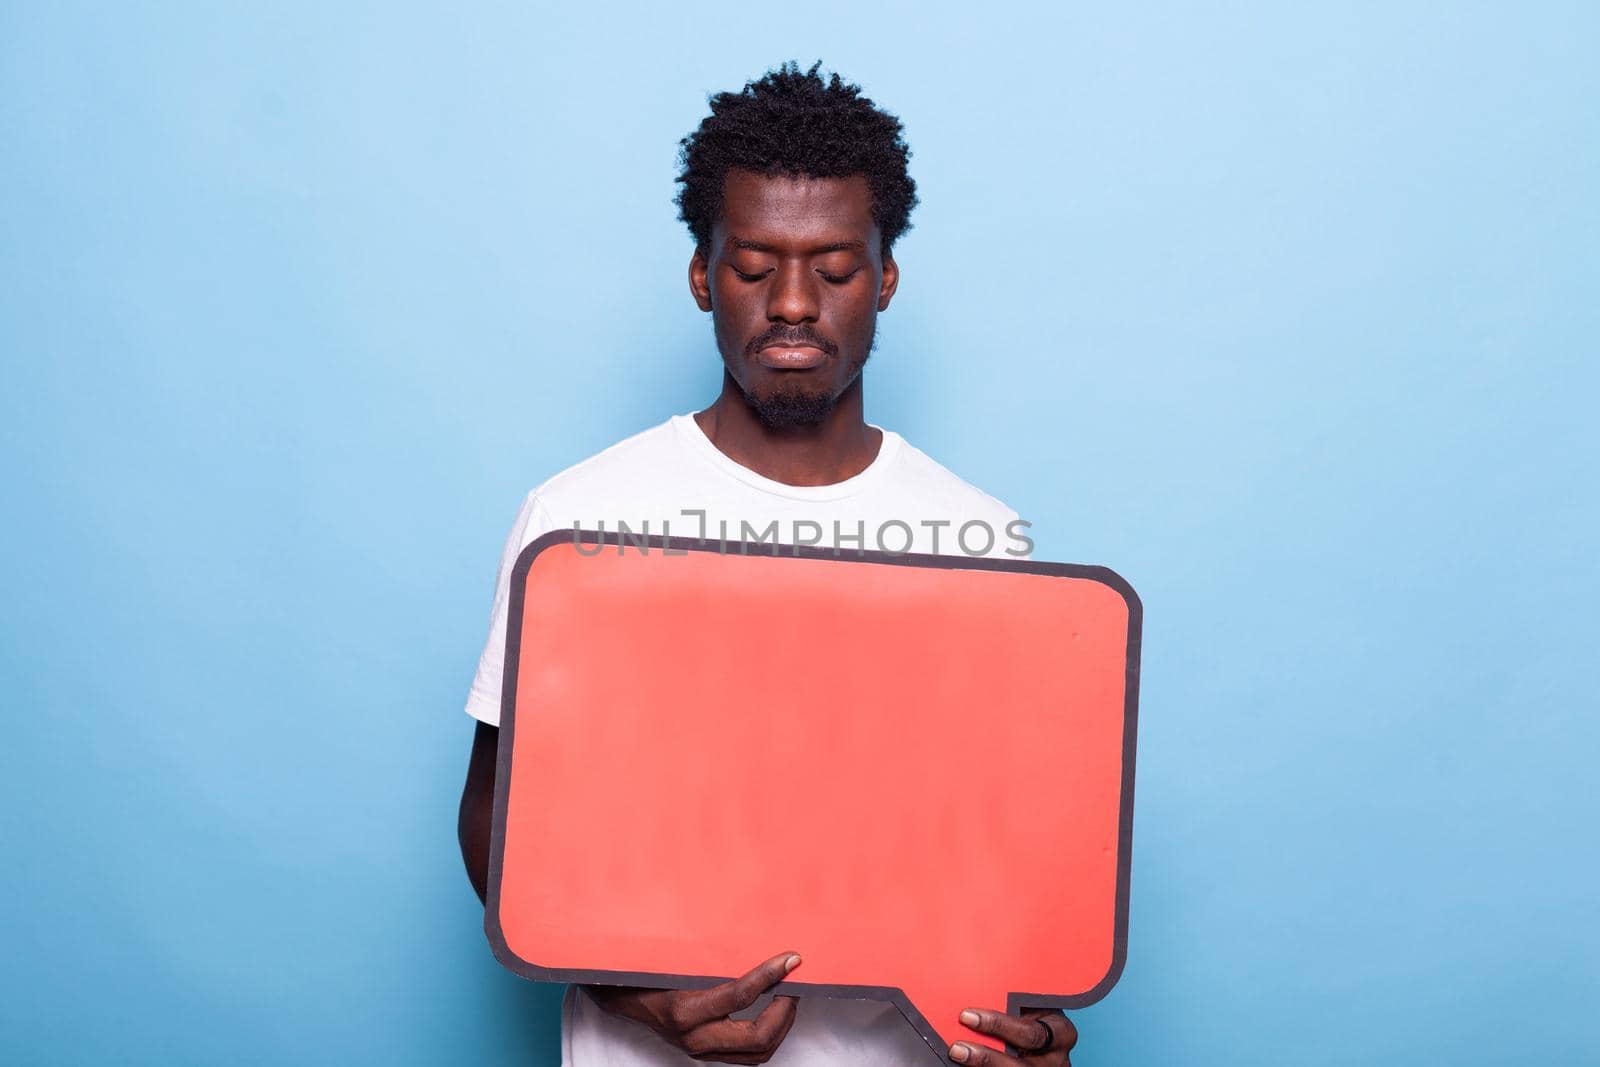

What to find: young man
left=458, top=63, right=1077, bottom=1067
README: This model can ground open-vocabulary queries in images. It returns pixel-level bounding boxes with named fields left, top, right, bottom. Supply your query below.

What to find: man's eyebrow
left=729, top=238, right=867, bottom=254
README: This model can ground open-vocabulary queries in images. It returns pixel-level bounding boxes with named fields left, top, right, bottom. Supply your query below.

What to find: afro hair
left=675, top=62, right=918, bottom=255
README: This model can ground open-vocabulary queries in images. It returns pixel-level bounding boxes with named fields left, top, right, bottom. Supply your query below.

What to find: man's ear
left=877, top=251, right=900, bottom=312
left=689, top=247, right=713, bottom=312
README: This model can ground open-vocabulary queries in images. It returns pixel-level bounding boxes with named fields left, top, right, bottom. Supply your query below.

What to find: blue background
left=3, top=3, right=1596, bottom=1064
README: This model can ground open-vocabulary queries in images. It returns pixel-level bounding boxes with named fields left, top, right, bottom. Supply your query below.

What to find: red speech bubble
left=487, top=531, right=1140, bottom=1062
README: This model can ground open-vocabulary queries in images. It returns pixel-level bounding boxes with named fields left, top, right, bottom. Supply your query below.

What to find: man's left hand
left=948, top=1007, right=1076, bottom=1066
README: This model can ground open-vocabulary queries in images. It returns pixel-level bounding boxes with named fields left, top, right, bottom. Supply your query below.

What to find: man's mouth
left=755, top=342, right=828, bottom=370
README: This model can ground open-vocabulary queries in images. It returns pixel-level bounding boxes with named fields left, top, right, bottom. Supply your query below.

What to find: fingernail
left=960, top=1010, right=981, bottom=1027
left=949, top=1044, right=970, bottom=1063
left=784, top=954, right=801, bottom=972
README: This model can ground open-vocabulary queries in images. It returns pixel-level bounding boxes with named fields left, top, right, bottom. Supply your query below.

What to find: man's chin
left=742, top=386, right=837, bottom=430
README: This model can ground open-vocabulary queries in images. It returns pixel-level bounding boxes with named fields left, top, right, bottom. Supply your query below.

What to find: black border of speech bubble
left=485, top=528, right=1142, bottom=1064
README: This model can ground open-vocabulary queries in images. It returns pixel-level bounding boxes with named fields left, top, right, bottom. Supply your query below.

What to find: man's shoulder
left=888, top=432, right=1023, bottom=524
left=530, top=417, right=681, bottom=502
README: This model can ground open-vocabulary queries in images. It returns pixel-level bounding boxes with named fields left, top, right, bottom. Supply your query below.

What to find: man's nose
left=766, top=263, right=819, bottom=324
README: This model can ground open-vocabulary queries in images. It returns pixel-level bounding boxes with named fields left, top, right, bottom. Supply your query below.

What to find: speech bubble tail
left=899, top=984, right=1007, bottom=1063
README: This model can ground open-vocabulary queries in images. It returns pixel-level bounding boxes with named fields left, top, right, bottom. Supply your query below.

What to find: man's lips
left=755, top=343, right=828, bottom=370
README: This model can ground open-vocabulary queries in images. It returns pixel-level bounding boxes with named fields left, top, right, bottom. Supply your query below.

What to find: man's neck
left=693, top=375, right=883, bottom=487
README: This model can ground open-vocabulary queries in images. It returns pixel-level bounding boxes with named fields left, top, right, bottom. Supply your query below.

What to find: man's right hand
left=582, top=951, right=803, bottom=1065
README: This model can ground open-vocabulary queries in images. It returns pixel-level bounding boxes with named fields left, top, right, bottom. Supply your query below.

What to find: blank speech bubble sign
left=487, top=532, right=1141, bottom=1062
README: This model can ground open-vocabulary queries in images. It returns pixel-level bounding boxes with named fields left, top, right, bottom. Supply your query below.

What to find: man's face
left=690, top=169, right=900, bottom=429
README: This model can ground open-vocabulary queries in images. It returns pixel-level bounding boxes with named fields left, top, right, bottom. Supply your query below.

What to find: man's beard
left=738, top=330, right=875, bottom=430
left=744, top=380, right=842, bottom=429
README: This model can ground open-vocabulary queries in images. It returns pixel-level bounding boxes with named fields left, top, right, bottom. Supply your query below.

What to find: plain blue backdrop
left=3, top=3, right=1596, bottom=1064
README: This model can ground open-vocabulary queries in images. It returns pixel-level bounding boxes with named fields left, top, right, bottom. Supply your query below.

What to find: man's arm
left=458, top=720, right=498, bottom=904
left=456, top=722, right=802, bottom=1064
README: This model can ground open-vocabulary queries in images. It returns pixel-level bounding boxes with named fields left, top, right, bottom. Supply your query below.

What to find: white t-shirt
left=465, top=412, right=1030, bottom=1067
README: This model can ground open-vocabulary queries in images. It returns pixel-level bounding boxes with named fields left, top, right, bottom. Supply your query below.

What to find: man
left=458, top=63, right=1078, bottom=1067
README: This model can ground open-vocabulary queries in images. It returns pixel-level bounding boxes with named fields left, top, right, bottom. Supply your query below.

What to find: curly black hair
left=676, top=62, right=918, bottom=255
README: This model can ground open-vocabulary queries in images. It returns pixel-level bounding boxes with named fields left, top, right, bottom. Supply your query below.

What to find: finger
left=1022, top=1011, right=1077, bottom=1058
left=693, top=952, right=802, bottom=1020
left=750, top=993, right=800, bottom=1050
left=748, top=998, right=800, bottom=1055
left=1034, top=1011, right=1077, bottom=1054
left=948, top=1040, right=1022, bottom=1067
left=958, top=1008, right=1054, bottom=1052
left=682, top=997, right=797, bottom=1061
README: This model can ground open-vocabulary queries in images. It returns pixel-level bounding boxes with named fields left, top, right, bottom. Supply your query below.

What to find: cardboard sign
left=487, top=531, right=1141, bottom=1061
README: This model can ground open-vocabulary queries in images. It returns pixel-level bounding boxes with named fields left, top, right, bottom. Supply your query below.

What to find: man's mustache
left=745, top=326, right=838, bottom=358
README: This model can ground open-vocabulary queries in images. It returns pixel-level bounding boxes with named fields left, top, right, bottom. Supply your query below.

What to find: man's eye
left=818, top=269, right=861, bottom=285
left=732, top=268, right=771, bottom=283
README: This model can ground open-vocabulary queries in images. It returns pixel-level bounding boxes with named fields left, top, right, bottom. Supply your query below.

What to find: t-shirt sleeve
left=464, top=491, right=559, bottom=726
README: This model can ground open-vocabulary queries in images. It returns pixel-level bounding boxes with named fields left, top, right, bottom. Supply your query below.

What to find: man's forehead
left=716, top=169, right=878, bottom=249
